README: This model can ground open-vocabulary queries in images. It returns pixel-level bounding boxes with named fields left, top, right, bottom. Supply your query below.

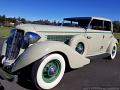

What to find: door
left=86, top=19, right=104, bottom=56
left=102, top=21, right=113, bottom=52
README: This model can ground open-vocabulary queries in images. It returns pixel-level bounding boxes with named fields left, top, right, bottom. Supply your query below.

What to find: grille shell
left=5, top=30, right=24, bottom=60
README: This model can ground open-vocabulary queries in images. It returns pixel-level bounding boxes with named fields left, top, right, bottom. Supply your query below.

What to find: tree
left=113, top=21, right=120, bottom=33
left=21, top=18, right=26, bottom=23
left=2, top=15, right=6, bottom=21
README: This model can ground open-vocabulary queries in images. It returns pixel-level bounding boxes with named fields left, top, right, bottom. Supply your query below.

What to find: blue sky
left=0, top=0, right=120, bottom=21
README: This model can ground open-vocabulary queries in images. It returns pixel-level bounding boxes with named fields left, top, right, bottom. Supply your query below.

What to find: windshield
left=62, top=18, right=91, bottom=28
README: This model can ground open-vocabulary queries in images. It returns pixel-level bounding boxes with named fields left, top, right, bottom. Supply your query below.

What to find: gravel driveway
left=0, top=38, right=120, bottom=90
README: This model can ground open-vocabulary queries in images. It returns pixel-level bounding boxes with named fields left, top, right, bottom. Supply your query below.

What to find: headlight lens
left=21, top=32, right=41, bottom=49
left=25, top=32, right=41, bottom=44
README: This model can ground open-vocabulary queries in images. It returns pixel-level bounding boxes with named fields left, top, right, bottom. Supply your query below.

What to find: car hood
left=16, top=24, right=85, bottom=33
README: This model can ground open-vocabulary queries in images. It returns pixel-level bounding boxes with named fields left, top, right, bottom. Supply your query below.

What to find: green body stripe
left=38, top=31, right=112, bottom=34
left=47, top=35, right=73, bottom=42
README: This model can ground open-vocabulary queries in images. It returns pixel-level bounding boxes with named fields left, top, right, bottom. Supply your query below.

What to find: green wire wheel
left=42, top=60, right=61, bottom=83
left=32, top=54, right=65, bottom=90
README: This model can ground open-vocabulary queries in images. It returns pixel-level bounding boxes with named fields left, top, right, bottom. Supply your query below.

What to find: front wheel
left=32, top=54, right=65, bottom=90
left=109, top=44, right=117, bottom=60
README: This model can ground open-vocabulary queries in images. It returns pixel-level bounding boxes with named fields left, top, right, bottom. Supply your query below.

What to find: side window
left=104, top=21, right=111, bottom=31
left=63, top=21, right=79, bottom=27
left=90, top=19, right=103, bottom=30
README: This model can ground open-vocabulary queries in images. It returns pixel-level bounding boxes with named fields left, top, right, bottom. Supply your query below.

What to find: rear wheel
left=109, top=44, right=117, bottom=60
left=32, top=54, right=65, bottom=90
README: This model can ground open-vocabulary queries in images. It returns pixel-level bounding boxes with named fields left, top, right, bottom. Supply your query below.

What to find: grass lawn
left=114, top=33, right=120, bottom=51
left=0, top=26, right=12, bottom=38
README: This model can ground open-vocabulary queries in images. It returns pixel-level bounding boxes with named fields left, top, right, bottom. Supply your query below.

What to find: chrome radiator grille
left=5, top=30, right=24, bottom=60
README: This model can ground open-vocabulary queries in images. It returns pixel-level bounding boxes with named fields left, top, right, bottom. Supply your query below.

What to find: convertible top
left=64, top=17, right=111, bottom=22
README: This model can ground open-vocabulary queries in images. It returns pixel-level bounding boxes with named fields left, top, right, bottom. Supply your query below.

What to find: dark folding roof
left=64, top=17, right=111, bottom=22
left=64, top=17, right=91, bottom=21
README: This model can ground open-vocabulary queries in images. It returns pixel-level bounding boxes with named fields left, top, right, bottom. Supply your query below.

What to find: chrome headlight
left=24, top=32, right=41, bottom=44
left=21, top=32, right=41, bottom=49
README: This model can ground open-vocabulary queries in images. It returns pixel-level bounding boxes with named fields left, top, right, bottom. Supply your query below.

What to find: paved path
left=0, top=38, right=120, bottom=90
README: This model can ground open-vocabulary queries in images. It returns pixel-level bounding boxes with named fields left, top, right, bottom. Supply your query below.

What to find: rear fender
left=11, top=41, right=90, bottom=72
left=106, top=38, right=118, bottom=53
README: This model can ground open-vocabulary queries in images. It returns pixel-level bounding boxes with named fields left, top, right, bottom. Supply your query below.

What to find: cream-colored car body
left=1, top=17, right=118, bottom=73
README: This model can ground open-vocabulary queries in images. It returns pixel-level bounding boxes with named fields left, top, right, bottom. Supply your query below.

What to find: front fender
left=11, top=41, right=90, bottom=72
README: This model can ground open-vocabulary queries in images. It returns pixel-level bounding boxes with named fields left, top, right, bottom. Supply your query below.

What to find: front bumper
left=0, top=56, right=15, bottom=81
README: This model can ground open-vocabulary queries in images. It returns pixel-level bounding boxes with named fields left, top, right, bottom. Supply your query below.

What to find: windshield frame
left=62, top=17, right=91, bottom=29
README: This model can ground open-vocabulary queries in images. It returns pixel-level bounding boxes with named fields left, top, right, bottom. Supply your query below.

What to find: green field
left=0, top=26, right=12, bottom=38
left=0, top=26, right=120, bottom=50
left=114, top=33, right=120, bottom=50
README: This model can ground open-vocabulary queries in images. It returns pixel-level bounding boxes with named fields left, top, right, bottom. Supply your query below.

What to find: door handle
left=87, top=36, right=92, bottom=39
left=103, top=35, right=105, bottom=39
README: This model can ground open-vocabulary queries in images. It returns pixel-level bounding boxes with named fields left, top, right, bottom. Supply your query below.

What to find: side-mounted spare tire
left=32, top=53, right=65, bottom=90
left=69, top=35, right=88, bottom=57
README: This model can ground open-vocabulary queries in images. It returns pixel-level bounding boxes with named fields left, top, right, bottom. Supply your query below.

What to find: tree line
left=0, top=15, right=120, bottom=33
left=113, top=21, right=120, bottom=33
left=0, top=15, right=26, bottom=26
left=0, top=15, right=58, bottom=26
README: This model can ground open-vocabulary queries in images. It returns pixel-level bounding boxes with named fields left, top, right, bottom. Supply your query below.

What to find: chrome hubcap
left=48, top=65, right=57, bottom=76
left=42, top=60, right=61, bottom=83
left=112, top=46, right=116, bottom=56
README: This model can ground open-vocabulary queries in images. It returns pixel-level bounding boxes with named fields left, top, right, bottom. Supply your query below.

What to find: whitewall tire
left=110, top=44, right=117, bottom=60
left=32, top=54, right=65, bottom=90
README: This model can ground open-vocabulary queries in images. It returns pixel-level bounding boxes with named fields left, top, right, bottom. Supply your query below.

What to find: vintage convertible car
left=0, top=17, right=118, bottom=89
